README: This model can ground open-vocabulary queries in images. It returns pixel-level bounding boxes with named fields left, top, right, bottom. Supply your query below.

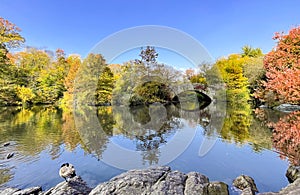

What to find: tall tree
left=74, top=53, right=107, bottom=105
left=0, top=17, right=25, bottom=105
left=136, top=46, right=158, bottom=76
left=95, top=66, right=115, bottom=105
left=15, top=48, right=51, bottom=87
left=0, top=17, right=25, bottom=61
left=35, top=49, right=69, bottom=104
left=64, top=55, right=81, bottom=94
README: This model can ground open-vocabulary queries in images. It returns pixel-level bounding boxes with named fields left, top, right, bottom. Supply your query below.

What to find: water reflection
left=255, top=109, right=300, bottom=165
left=0, top=102, right=292, bottom=191
left=0, top=106, right=65, bottom=157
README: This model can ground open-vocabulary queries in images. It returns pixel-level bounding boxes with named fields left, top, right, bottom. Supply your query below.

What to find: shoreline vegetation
left=1, top=17, right=300, bottom=109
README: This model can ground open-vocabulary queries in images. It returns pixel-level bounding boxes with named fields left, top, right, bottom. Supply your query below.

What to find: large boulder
left=233, top=175, right=258, bottom=195
left=43, top=176, right=92, bottom=195
left=89, top=166, right=228, bottom=195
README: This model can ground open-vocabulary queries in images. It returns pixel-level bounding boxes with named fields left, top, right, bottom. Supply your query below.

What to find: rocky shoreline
left=0, top=166, right=299, bottom=195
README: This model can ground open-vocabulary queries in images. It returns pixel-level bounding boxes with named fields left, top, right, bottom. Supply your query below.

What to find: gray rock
left=258, top=178, right=300, bottom=195
left=13, top=186, right=42, bottom=195
left=0, top=186, right=41, bottom=195
left=184, top=172, right=209, bottom=195
left=43, top=176, right=92, bottom=195
left=233, top=175, right=258, bottom=195
left=279, top=178, right=300, bottom=195
left=240, top=187, right=255, bottom=195
left=286, top=165, right=300, bottom=183
left=274, top=104, right=300, bottom=113
left=0, top=188, right=19, bottom=195
left=257, top=192, right=278, bottom=195
left=89, top=166, right=228, bottom=195
left=207, top=182, right=228, bottom=195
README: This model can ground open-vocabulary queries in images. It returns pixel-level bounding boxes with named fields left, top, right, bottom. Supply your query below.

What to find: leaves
left=0, top=17, right=25, bottom=49
left=16, top=86, right=35, bottom=106
left=271, top=111, right=300, bottom=165
left=256, top=26, right=300, bottom=105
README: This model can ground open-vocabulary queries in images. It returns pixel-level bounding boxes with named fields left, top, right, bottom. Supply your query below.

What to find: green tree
left=241, top=45, right=263, bottom=58
left=15, top=48, right=51, bottom=88
left=74, top=53, right=107, bottom=105
left=242, top=56, right=265, bottom=102
left=95, top=66, right=115, bottom=105
left=130, top=81, right=172, bottom=106
left=16, top=86, right=35, bottom=106
left=35, top=49, right=69, bottom=104
left=0, top=17, right=25, bottom=105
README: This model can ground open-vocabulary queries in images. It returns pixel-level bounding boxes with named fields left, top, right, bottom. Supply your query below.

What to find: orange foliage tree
left=256, top=27, right=300, bottom=105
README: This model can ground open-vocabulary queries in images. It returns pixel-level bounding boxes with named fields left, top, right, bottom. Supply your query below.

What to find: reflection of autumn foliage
left=62, top=110, right=82, bottom=150
left=271, top=111, right=300, bottom=165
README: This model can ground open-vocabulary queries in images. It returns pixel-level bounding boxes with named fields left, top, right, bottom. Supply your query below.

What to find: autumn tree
left=74, top=53, right=107, bottom=105
left=255, top=27, right=300, bottom=105
left=14, top=48, right=51, bottom=88
left=16, top=85, right=35, bottom=106
left=64, top=55, right=81, bottom=94
left=214, top=54, right=249, bottom=102
left=211, top=54, right=252, bottom=143
left=185, top=68, right=207, bottom=89
left=95, top=66, right=115, bottom=105
left=39, top=49, right=70, bottom=103
left=0, top=17, right=25, bottom=105
left=0, top=17, right=25, bottom=62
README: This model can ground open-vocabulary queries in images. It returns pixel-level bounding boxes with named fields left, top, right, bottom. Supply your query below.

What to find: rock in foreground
left=2, top=166, right=299, bottom=195
left=43, top=176, right=92, bottom=195
left=89, top=166, right=228, bottom=195
left=233, top=174, right=258, bottom=195
left=0, top=186, right=41, bottom=195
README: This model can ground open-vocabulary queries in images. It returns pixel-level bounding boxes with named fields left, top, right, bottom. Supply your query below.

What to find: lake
left=0, top=102, right=294, bottom=193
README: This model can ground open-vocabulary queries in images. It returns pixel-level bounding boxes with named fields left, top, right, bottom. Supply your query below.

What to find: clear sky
left=1, top=0, right=300, bottom=63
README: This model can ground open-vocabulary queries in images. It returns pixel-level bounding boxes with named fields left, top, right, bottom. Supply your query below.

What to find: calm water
left=0, top=102, right=293, bottom=193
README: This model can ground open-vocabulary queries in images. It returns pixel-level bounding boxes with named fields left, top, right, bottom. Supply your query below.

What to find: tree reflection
left=0, top=106, right=63, bottom=157
left=207, top=88, right=273, bottom=152
left=0, top=97, right=282, bottom=177
left=254, top=108, right=300, bottom=165
left=271, top=111, right=300, bottom=165
left=74, top=106, right=109, bottom=159
left=111, top=104, right=180, bottom=164
left=0, top=166, right=12, bottom=186
left=61, top=109, right=82, bottom=151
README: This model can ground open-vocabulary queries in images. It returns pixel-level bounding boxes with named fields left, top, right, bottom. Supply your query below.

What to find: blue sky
left=1, top=0, right=300, bottom=64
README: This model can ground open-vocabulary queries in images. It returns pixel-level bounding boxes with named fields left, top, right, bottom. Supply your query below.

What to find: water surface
left=0, top=104, right=292, bottom=193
